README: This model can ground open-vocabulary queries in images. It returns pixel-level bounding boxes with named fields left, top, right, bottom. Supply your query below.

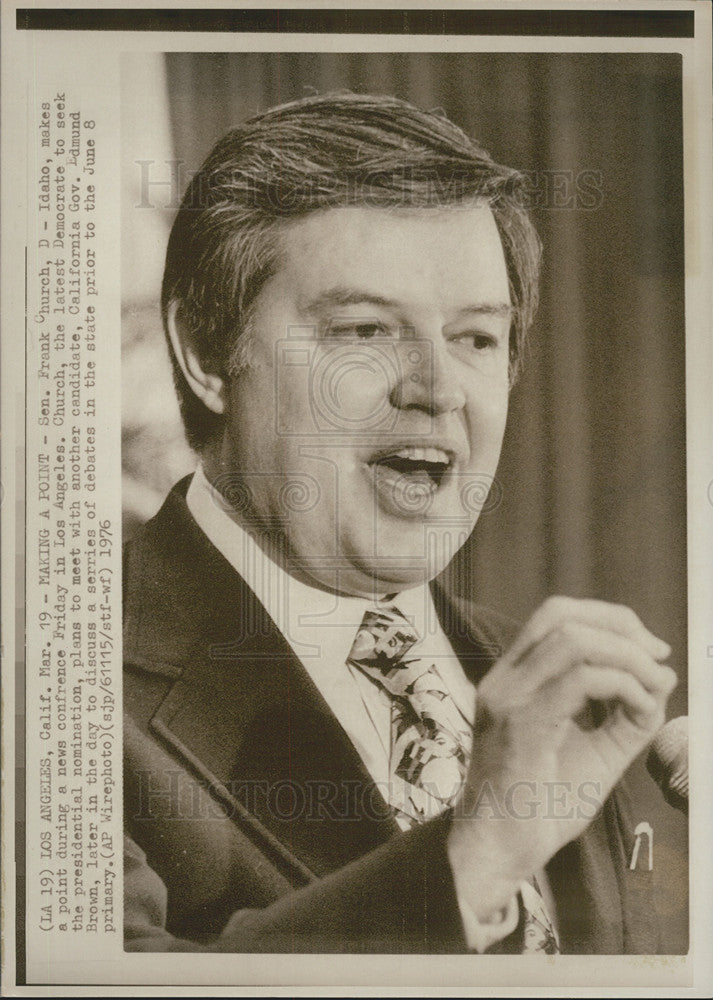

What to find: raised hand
left=447, top=596, right=677, bottom=919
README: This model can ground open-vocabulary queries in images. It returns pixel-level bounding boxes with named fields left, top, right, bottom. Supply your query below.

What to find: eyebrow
left=300, top=286, right=512, bottom=319
left=451, top=303, right=513, bottom=322
left=300, top=287, right=400, bottom=314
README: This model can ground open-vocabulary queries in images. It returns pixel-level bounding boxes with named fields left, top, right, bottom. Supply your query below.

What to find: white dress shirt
left=186, top=464, right=556, bottom=950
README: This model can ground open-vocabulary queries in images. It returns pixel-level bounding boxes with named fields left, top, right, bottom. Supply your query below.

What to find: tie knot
left=347, top=605, right=426, bottom=696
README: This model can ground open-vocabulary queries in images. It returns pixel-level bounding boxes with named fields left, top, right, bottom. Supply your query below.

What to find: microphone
left=646, top=716, right=688, bottom=815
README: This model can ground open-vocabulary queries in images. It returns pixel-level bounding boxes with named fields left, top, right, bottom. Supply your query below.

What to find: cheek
left=491, top=392, right=510, bottom=441
left=273, top=447, right=343, bottom=553
left=465, top=380, right=509, bottom=447
left=308, top=346, right=396, bottom=434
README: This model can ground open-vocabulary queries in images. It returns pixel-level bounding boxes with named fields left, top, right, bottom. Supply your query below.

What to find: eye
left=449, top=331, right=500, bottom=352
left=325, top=320, right=391, bottom=341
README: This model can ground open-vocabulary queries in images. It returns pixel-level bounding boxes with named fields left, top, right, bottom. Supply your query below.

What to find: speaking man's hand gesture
left=447, top=596, right=677, bottom=920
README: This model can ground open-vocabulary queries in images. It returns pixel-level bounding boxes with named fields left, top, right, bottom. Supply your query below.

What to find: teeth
left=388, top=447, right=451, bottom=465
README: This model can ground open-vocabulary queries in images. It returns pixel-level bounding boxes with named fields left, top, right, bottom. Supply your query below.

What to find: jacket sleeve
left=124, top=813, right=468, bottom=954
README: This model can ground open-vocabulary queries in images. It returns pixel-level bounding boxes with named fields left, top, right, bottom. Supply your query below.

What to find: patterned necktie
left=348, top=603, right=560, bottom=954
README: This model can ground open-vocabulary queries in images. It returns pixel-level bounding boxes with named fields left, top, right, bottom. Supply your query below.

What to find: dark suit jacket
left=123, top=479, right=661, bottom=953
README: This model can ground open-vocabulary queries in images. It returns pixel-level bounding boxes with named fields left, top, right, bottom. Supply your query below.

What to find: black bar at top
left=16, top=8, right=695, bottom=37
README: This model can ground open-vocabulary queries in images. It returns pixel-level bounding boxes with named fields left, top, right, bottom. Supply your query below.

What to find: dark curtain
left=164, top=52, right=687, bottom=950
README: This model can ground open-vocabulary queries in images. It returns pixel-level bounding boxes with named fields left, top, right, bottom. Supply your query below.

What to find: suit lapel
left=128, top=481, right=397, bottom=880
left=430, top=580, right=516, bottom=687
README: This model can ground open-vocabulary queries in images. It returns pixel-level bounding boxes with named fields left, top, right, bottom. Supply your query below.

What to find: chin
left=378, top=523, right=472, bottom=574
left=369, top=554, right=449, bottom=594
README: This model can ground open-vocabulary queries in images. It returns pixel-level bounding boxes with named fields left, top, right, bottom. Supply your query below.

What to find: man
left=124, top=92, right=676, bottom=953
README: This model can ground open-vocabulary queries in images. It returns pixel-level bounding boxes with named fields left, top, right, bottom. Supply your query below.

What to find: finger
left=512, top=622, right=678, bottom=695
left=543, top=664, right=660, bottom=727
left=504, top=595, right=670, bottom=666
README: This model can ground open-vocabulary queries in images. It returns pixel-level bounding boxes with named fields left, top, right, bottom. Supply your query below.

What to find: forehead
left=269, top=203, right=510, bottom=313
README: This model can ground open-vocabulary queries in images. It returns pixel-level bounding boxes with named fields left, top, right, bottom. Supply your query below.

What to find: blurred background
left=121, top=51, right=687, bottom=950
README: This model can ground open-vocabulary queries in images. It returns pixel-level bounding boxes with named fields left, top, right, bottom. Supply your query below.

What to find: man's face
left=216, top=203, right=511, bottom=597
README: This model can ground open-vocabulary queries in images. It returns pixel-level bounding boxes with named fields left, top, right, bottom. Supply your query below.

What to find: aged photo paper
left=2, top=1, right=712, bottom=995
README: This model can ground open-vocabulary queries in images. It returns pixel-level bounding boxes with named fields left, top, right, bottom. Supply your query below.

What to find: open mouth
left=368, top=446, right=454, bottom=490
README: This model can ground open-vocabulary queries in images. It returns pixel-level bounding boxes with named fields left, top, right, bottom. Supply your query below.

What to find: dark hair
left=162, top=91, right=541, bottom=451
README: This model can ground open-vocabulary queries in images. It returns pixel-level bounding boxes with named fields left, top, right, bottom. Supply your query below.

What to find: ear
left=166, top=300, right=226, bottom=415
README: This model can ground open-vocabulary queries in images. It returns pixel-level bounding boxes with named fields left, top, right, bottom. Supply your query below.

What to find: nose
left=389, top=335, right=466, bottom=415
